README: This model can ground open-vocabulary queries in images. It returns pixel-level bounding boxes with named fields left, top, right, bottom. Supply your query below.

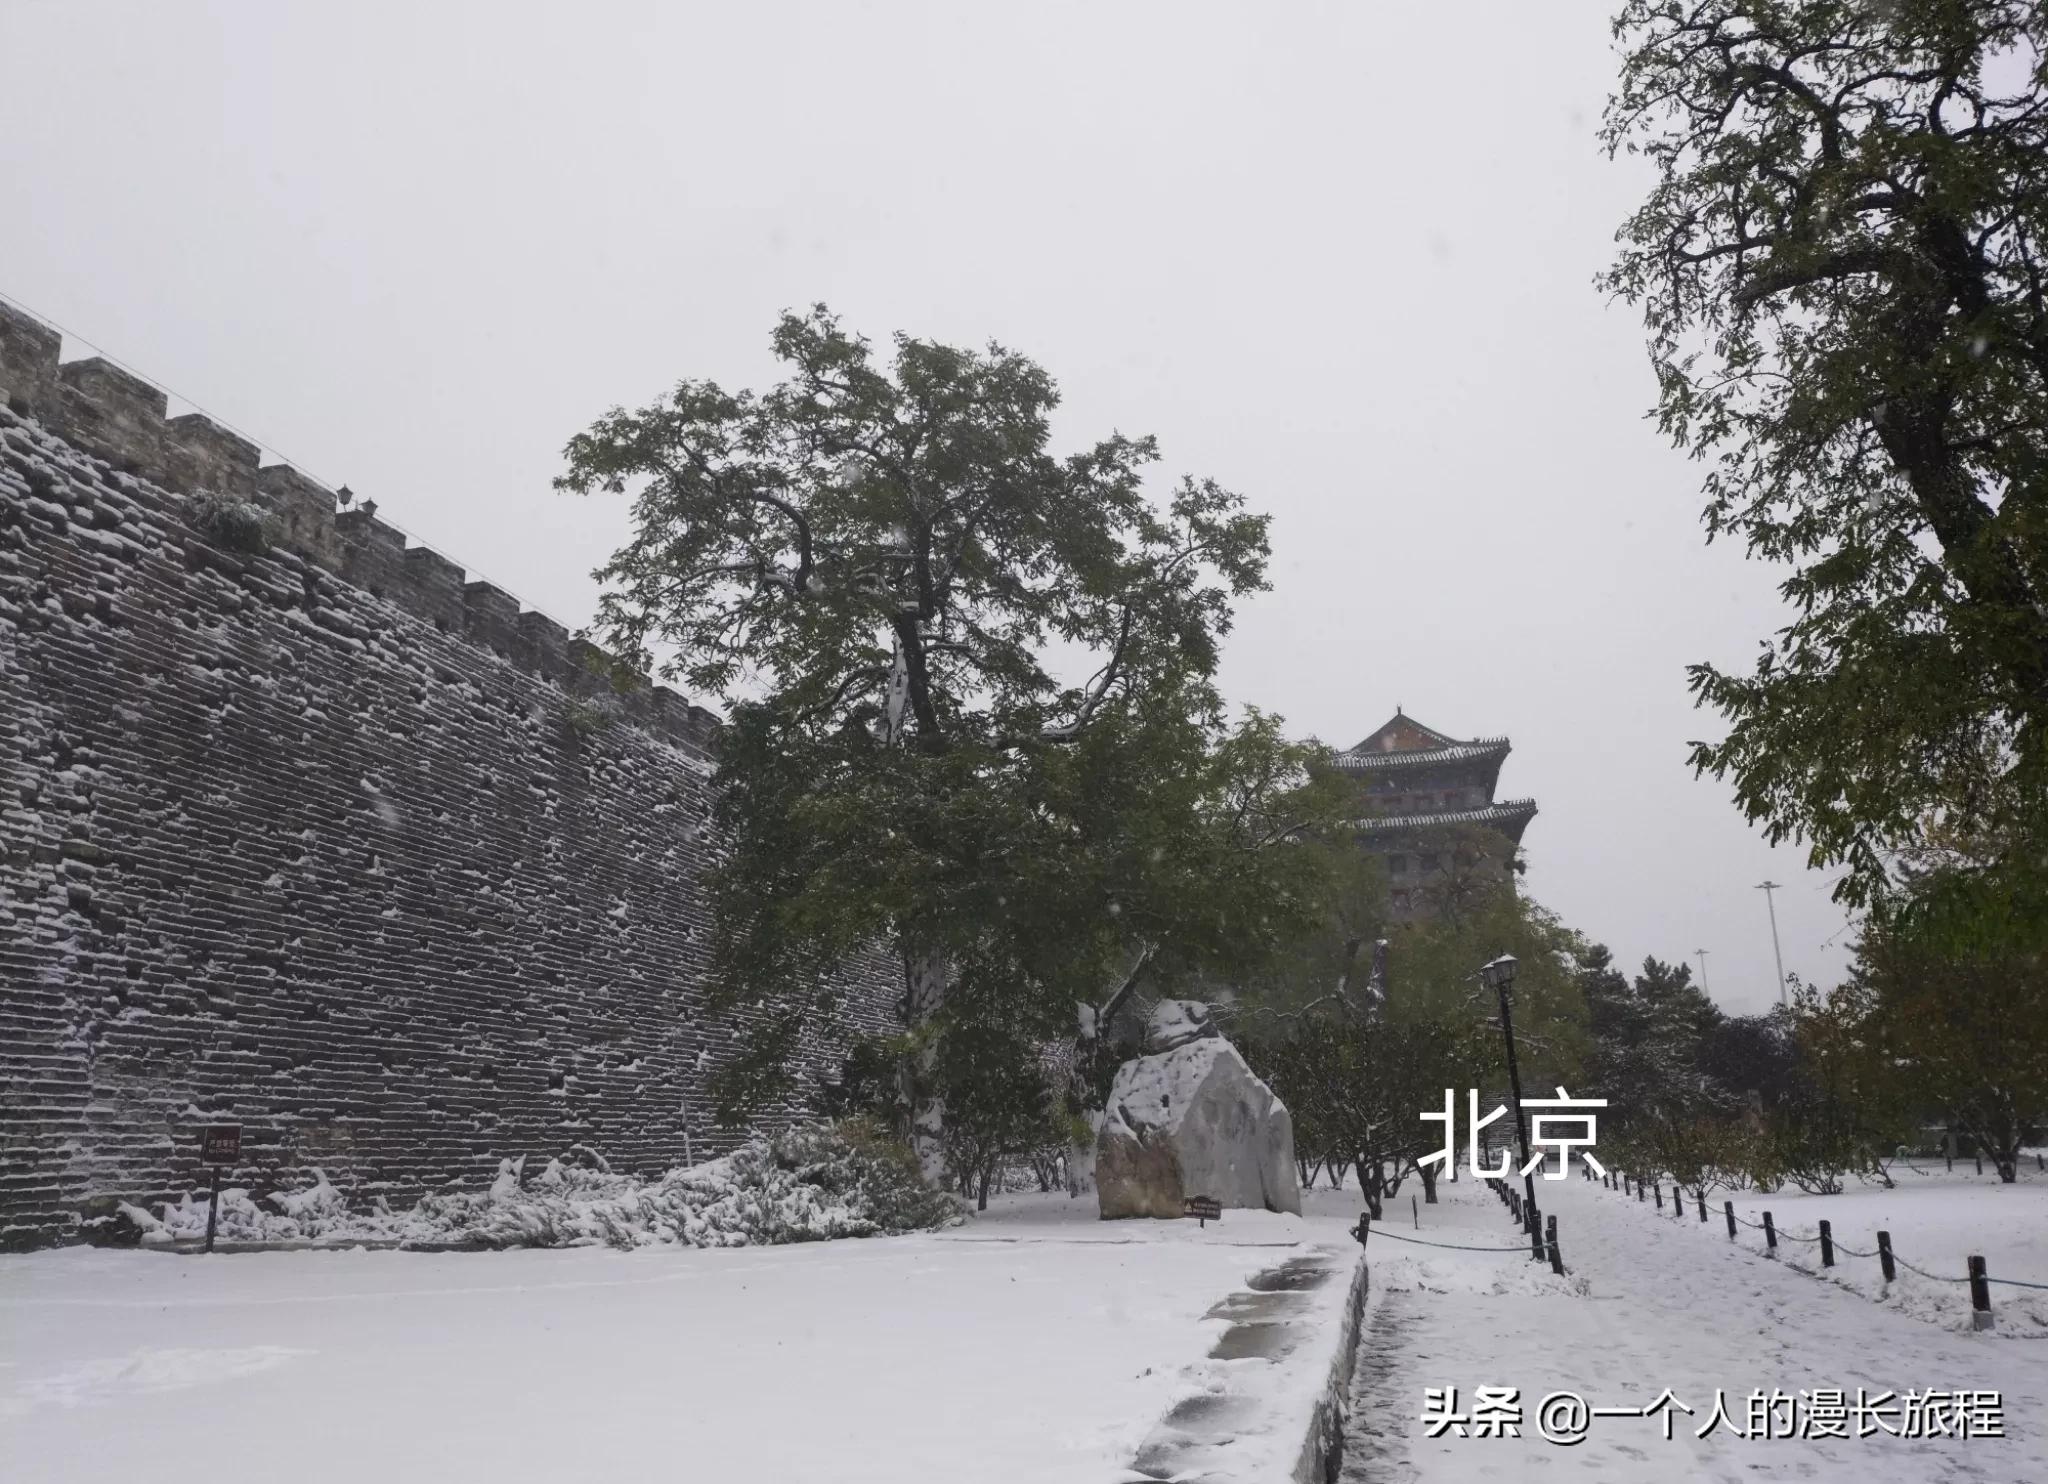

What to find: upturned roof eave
left=1334, top=737, right=1512, bottom=773
left=1354, top=798, right=1539, bottom=835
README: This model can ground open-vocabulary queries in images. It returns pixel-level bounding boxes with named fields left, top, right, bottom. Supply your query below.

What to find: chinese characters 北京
left=1418, top=1088, right=1607, bottom=1179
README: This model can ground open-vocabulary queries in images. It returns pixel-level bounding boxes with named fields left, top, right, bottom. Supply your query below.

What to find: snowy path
left=1334, top=1174, right=2048, bottom=1482
left=0, top=1194, right=1357, bottom=1484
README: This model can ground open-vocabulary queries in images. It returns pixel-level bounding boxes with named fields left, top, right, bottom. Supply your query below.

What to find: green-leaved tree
left=558, top=308, right=1295, bottom=1178
left=1602, top=0, right=2048, bottom=940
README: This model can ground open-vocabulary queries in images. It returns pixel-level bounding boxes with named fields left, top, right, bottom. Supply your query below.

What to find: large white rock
left=1096, top=1012, right=1301, bottom=1220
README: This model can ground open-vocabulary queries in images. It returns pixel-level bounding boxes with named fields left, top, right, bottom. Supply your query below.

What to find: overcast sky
left=0, top=1, right=1858, bottom=1012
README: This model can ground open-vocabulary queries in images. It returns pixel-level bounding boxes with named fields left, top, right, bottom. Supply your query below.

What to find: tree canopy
left=559, top=309, right=1330, bottom=1170
left=1601, top=0, right=2048, bottom=940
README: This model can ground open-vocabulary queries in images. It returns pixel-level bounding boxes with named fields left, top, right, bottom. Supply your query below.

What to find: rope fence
left=1347, top=1176, right=1575, bottom=1269
left=1583, top=1162, right=2048, bottom=1328
left=1357, top=1229, right=1533, bottom=1253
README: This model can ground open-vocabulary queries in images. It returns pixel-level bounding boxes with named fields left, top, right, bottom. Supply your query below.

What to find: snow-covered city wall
left=0, top=302, right=899, bottom=1248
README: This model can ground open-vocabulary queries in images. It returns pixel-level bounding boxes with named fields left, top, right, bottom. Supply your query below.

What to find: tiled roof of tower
left=1345, top=709, right=1463, bottom=755
left=1334, top=737, right=1510, bottom=772
left=1356, top=798, right=1539, bottom=835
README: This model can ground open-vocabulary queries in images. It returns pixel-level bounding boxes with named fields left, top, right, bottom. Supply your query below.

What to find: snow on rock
left=1144, top=997, right=1217, bottom=1052
left=1098, top=1022, right=1302, bottom=1219
left=127, top=1125, right=960, bottom=1250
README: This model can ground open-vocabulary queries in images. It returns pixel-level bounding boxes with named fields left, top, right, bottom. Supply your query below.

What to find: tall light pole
left=1480, top=954, right=1543, bottom=1261
left=1756, top=881, right=1788, bottom=1008
left=1694, top=949, right=1709, bottom=993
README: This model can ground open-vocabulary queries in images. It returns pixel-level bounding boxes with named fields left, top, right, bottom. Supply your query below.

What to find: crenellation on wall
left=0, top=304, right=697, bottom=748
left=517, top=610, right=572, bottom=683
left=163, top=413, right=259, bottom=498
left=55, top=357, right=168, bottom=477
left=334, top=508, right=409, bottom=597
left=567, top=637, right=612, bottom=693
left=462, top=578, right=522, bottom=655
left=401, top=545, right=469, bottom=630
left=256, top=465, right=341, bottom=570
left=0, top=301, right=62, bottom=414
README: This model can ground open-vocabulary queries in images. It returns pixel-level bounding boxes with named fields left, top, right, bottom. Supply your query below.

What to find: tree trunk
left=1417, top=1161, right=1438, bottom=1204
left=1067, top=1106, right=1102, bottom=1197
left=977, top=1162, right=992, bottom=1211
left=900, top=947, right=950, bottom=1186
left=1356, top=1151, right=1383, bottom=1220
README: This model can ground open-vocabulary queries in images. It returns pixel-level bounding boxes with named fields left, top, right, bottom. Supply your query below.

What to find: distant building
left=1334, top=710, right=1537, bottom=921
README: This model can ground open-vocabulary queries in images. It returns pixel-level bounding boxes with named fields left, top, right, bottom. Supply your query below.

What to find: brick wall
left=0, top=304, right=897, bottom=1248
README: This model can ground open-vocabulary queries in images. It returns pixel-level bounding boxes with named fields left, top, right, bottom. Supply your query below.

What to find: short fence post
left=1637, top=1178, right=1645, bottom=1203
left=1697, top=1191, right=1707, bottom=1223
left=1969, top=1256, right=1993, bottom=1331
left=1546, top=1214, right=1563, bottom=1275
left=1673, top=1189, right=1683, bottom=1221
left=1530, top=1209, right=1545, bottom=1262
left=1818, top=1219, right=1834, bottom=1267
left=1654, top=1183, right=1663, bottom=1210
left=1762, top=1211, right=1777, bottom=1256
left=1975, top=1151, right=1984, bottom=1177
left=1877, top=1231, right=1896, bottom=1283
left=1723, top=1200, right=1736, bottom=1239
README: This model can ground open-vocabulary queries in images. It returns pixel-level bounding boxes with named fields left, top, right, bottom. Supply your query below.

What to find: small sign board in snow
left=201, top=1125, right=241, bottom=1165
left=1185, top=1195, right=1222, bottom=1227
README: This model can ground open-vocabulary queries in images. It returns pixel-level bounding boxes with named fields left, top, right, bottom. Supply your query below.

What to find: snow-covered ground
left=1710, top=1160, right=2048, bottom=1334
left=11, top=1168, right=2040, bottom=1483
left=1333, top=1172, right=2048, bottom=1482
left=0, top=1193, right=1359, bottom=1484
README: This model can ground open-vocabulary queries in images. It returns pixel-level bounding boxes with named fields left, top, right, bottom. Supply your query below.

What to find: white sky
left=0, top=0, right=1857, bottom=1012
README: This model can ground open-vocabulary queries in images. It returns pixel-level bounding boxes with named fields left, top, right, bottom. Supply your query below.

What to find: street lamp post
left=1757, top=881, right=1788, bottom=1008
left=1480, top=953, right=1543, bottom=1261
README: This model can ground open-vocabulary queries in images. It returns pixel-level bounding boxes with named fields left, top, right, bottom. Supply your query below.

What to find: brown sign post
left=200, top=1125, right=241, bottom=1252
left=1184, top=1195, right=1222, bottom=1228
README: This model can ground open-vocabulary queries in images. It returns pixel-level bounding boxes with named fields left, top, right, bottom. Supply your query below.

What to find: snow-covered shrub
left=122, top=1123, right=960, bottom=1250
left=189, top=491, right=278, bottom=554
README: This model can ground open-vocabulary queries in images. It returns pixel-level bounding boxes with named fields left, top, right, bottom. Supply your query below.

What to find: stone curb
left=1292, top=1248, right=1370, bottom=1483
left=1120, top=1242, right=1370, bottom=1483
